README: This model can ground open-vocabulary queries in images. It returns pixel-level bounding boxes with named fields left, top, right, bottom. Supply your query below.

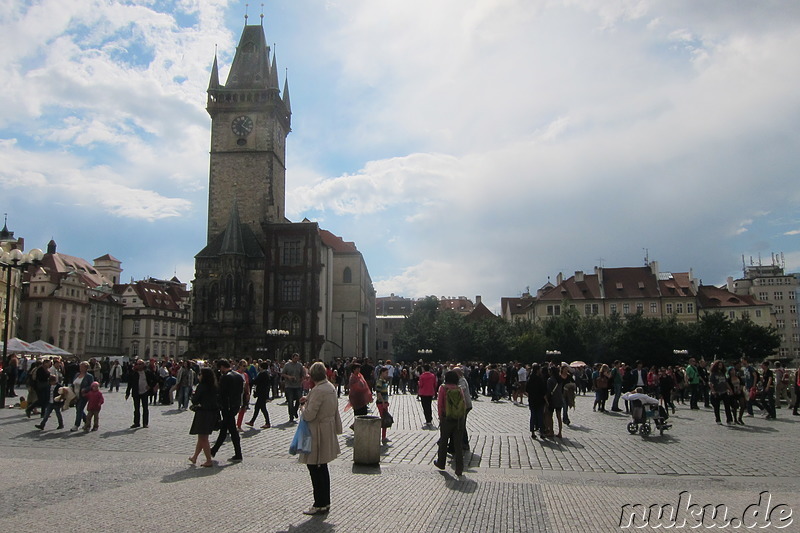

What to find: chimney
left=557, top=272, right=563, bottom=285
left=475, top=295, right=482, bottom=305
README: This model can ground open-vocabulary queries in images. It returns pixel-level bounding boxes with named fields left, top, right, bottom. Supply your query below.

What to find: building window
left=755, top=309, right=762, bottom=318
left=132, top=342, right=139, bottom=357
left=281, top=279, right=301, bottom=302
left=789, top=291, right=796, bottom=300
left=777, top=319, right=785, bottom=329
left=343, top=267, right=352, bottom=284
left=774, top=291, right=784, bottom=300
left=676, top=303, right=684, bottom=314
left=775, top=305, right=784, bottom=315
left=636, top=303, right=643, bottom=313
left=584, top=304, right=591, bottom=316
left=729, top=311, right=736, bottom=319
left=789, top=305, right=796, bottom=314
left=623, top=303, right=630, bottom=314
left=546, top=304, right=561, bottom=316
left=282, top=241, right=302, bottom=266
left=133, top=320, right=140, bottom=334
left=758, top=292, right=768, bottom=300
left=666, top=303, right=673, bottom=314
left=650, top=302, right=657, bottom=314
left=610, top=303, right=617, bottom=314
left=687, top=302, right=694, bottom=314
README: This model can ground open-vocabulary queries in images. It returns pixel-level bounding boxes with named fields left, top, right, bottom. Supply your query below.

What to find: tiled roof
left=697, top=285, right=770, bottom=309
left=319, top=229, right=358, bottom=253
left=466, top=302, right=496, bottom=322
left=602, top=267, right=660, bottom=299
left=539, top=272, right=602, bottom=301
left=40, top=252, right=111, bottom=288
left=501, top=297, right=535, bottom=316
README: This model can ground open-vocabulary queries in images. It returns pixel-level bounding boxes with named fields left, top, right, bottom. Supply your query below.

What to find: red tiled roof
left=539, top=272, right=603, bottom=301
left=501, top=297, right=535, bottom=316
left=319, top=229, right=358, bottom=253
left=602, top=267, right=660, bottom=299
left=697, top=285, right=770, bottom=309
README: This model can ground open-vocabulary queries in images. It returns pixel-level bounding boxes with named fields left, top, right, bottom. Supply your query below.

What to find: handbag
left=289, top=417, right=312, bottom=455
left=381, top=409, right=394, bottom=428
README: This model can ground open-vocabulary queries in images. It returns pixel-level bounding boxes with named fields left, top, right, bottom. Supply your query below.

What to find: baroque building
left=20, top=240, right=122, bottom=358
left=190, top=21, right=374, bottom=362
left=114, top=277, right=190, bottom=360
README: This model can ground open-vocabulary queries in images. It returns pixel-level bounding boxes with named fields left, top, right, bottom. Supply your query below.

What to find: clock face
left=231, top=115, right=254, bottom=137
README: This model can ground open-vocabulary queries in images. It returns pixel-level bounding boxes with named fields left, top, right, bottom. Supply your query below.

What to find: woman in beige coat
left=298, top=362, right=343, bottom=515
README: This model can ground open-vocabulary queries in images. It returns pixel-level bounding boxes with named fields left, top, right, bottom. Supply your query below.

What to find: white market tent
left=30, top=340, right=72, bottom=357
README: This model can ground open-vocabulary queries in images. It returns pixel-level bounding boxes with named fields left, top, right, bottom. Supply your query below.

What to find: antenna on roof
left=643, top=248, right=649, bottom=266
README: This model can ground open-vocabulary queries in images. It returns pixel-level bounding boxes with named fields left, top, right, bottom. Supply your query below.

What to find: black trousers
left=212, top=410, right=242, bottom=458
left=132, top=394, right=149, bottom=426
left=248, top=396, right=271, bottom=426
left=307, top=464, right=330, bottom=508
left=420, top=396, right=433, bottom=424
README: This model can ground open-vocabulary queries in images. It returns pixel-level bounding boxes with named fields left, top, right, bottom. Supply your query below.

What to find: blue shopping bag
left=289, top=417, right=312, bottom=455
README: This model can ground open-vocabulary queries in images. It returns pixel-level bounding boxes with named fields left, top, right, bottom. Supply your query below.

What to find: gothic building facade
left=190, top=22, right=375, bottom=362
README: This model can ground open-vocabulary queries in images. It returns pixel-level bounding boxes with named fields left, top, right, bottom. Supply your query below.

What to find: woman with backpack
left=433, top=370, right=466, bottom=476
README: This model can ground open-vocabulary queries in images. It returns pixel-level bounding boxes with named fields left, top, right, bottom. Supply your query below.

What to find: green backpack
left=445, top=387, right=466, bottom=420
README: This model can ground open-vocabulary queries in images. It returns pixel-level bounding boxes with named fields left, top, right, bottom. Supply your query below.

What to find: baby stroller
left=626, top=399, right=672, bottom=436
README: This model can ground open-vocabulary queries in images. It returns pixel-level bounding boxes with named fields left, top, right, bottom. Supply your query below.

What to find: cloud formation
left=1, top=0, right=798, bottom=310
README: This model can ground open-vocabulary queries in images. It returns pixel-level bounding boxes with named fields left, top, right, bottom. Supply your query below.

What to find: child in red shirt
left=83, top=382, right=105, bottom=432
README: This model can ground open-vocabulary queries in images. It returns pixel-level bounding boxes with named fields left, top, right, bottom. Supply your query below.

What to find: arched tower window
left=343, top=267, right=352, bottom=284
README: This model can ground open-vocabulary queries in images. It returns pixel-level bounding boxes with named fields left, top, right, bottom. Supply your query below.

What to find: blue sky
left=1, top=0, right=799, bottom=312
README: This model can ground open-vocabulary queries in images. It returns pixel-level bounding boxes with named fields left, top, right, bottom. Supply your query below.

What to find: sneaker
left=303, top=506, right=325, bottom=515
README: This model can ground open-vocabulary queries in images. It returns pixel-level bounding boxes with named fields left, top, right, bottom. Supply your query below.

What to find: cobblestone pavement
left=1, top=389, right=798, bottom=532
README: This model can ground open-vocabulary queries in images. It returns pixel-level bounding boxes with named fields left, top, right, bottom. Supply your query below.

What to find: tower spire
left=244, top=3, right=249, bottom=25
left=208, top=49, right=220, bottom=90
left=283, top=69, right=291, bottom=114
left=269, top=49, right=280, bottom=90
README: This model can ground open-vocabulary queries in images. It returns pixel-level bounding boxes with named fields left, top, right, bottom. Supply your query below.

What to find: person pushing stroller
left=622, top=387, right=671, bottom=435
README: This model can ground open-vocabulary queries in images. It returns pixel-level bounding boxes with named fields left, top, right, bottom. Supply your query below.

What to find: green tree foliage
left=391, top=300, right=779, bottom=367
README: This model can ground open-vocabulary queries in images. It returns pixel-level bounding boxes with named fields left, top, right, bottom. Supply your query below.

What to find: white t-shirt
left=517, top=367, right=528, bottom=382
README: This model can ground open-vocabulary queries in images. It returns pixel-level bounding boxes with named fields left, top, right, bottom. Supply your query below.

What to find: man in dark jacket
left=245, top=361, right=272, bottom=428
left=211, top=359, right=244, bottom=461
left=125, top=359, right=157, bottom=428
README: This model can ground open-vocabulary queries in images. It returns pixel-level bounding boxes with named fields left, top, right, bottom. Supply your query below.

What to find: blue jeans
left=40, top=403, right=64, bottom=428
left=611, top=383, right=622, bottom=410
left=177, top=386, right=192, bottom=409
left=74, top=397, right=88, bottom=428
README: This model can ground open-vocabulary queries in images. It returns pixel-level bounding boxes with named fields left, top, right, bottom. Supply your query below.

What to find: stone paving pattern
left=1, top=389, right=798, bottom=532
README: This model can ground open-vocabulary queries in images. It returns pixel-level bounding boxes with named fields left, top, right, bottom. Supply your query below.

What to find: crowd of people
left=4, top=351, right=799, bottom=514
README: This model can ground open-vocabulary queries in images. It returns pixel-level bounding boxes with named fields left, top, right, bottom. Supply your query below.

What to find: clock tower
left=206, top=23, right=291, bottom=245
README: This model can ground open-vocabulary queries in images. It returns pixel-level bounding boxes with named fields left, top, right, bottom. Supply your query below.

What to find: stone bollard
left=353, top=415, right=381, bottom=465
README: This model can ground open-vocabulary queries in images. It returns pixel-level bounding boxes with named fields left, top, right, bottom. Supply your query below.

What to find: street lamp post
left=545, top=350, right=562, bottom=364
left=1, top=246, right=43, bottom=405
left=1, top=247, right=44, bottom=368
left=417, top=348, right=432, bottom=361
left=265, top=329, right=289, bottom=360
